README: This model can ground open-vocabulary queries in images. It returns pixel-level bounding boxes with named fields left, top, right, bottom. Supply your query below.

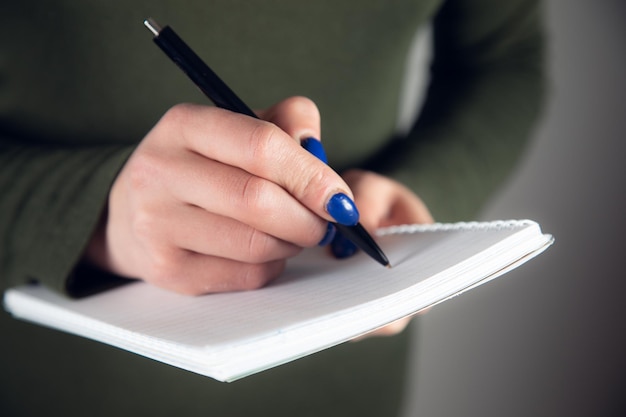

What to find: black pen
left=143, top=18, right=390, bottom=268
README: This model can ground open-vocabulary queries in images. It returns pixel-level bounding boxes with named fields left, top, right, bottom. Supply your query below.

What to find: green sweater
left=0, top=1, right=546, bottom=416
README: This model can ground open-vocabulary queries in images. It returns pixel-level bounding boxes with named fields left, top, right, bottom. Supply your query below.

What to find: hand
left=340, top=169, right=434, bottom=338
left=342, top=169, right=433, bottom=229
left=85, top=97, right=356, bottom=295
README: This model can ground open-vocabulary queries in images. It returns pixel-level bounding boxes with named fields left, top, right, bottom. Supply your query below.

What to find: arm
left=1, top=97, right=354, bottom=297
left=363, top=0, right=547, bottom=221
left=0, top=137, right=133, bottom=296
left=340, top=1, right=546, bottom=337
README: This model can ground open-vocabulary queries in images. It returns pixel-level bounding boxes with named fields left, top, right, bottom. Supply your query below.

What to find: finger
left=163, top=150, right=328, bottom=247
left=144, top=249, right=286, bottom=295
left=163, top=203, right=303, bottom=262
left=162, top=104, right=357, bottom=226
left=258, top=96, right=321, bottom=142
left=344, top=170, right=433, bottom=230
left=345, top=171, right=397, bottom=231
left=351, top=317, right=412, bottom=341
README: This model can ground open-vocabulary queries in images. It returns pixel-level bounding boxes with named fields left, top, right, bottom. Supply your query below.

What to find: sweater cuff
left=24, top=146, right=134, bottom=297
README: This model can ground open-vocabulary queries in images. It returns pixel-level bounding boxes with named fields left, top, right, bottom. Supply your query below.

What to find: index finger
left=168, top=104, right=360, bottom=226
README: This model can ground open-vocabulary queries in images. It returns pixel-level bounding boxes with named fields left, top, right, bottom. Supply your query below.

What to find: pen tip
left=385, top=263, right=392, bottom=269
left=143, top=18, right=162, bottom=36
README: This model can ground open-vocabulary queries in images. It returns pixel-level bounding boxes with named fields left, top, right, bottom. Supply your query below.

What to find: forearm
left=366, top=0, right=547, bottom=221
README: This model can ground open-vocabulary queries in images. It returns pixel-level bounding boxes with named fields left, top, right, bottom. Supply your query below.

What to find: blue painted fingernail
left=318, top=223, right=337, bottom=246
left=326, top=193, right=359, bottom=226
left=331, top=232, right=359, bottom=259
left=301, top=137, right=328, bottom=164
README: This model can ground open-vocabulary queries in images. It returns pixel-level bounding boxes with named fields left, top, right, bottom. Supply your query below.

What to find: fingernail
left=301, top=137, right=328, bottom=164
left=331, top=232, right=359, bottom=259
left=318, top=223, right=336, bottom=246
left=326, top=193, right=359, bottom=226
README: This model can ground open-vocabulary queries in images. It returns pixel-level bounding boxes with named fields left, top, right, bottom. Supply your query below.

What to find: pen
left=143, top=18, right=390, bottom=268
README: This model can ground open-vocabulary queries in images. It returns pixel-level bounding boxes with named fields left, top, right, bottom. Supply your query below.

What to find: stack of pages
left=4, top=219, right=553, bottom=382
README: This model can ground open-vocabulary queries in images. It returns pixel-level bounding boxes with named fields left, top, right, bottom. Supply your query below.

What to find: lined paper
left=4, top=220, right=553, bottom=381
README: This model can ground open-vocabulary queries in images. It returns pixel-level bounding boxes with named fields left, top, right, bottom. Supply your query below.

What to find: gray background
left=402, top=1, right=626, bottom=416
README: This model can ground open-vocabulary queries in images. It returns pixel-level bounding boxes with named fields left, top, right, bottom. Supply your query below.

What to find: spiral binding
left=376, top=219, right=536, bottom=236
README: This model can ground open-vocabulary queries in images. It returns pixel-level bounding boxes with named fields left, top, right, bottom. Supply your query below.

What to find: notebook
left=3, top=219, right=553, bottom=382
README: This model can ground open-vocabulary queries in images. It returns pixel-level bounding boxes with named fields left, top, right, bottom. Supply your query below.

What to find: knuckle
left=297, top=168, right=329, bottom=202
left=238, top=175, right=273, bottom=215
left=126, top=151, right=159, bottom=191
left=131, top=208, right=158, bottom=242
left=125, top=143, right=177, bottom=195
left=161, top=103, right=195, bottom=126
left=245, top=229, right=275, bottom=263
left=145, top=249, right=181, bottom=287
left=248, top=121, right=281, bottom=162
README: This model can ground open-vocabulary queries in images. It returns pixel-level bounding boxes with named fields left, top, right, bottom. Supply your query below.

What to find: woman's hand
left=85, top=97, right=356, bottom=295
left=340, top=169, right=434, bottom=338
left=341, top=169, right=433, bottom=230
